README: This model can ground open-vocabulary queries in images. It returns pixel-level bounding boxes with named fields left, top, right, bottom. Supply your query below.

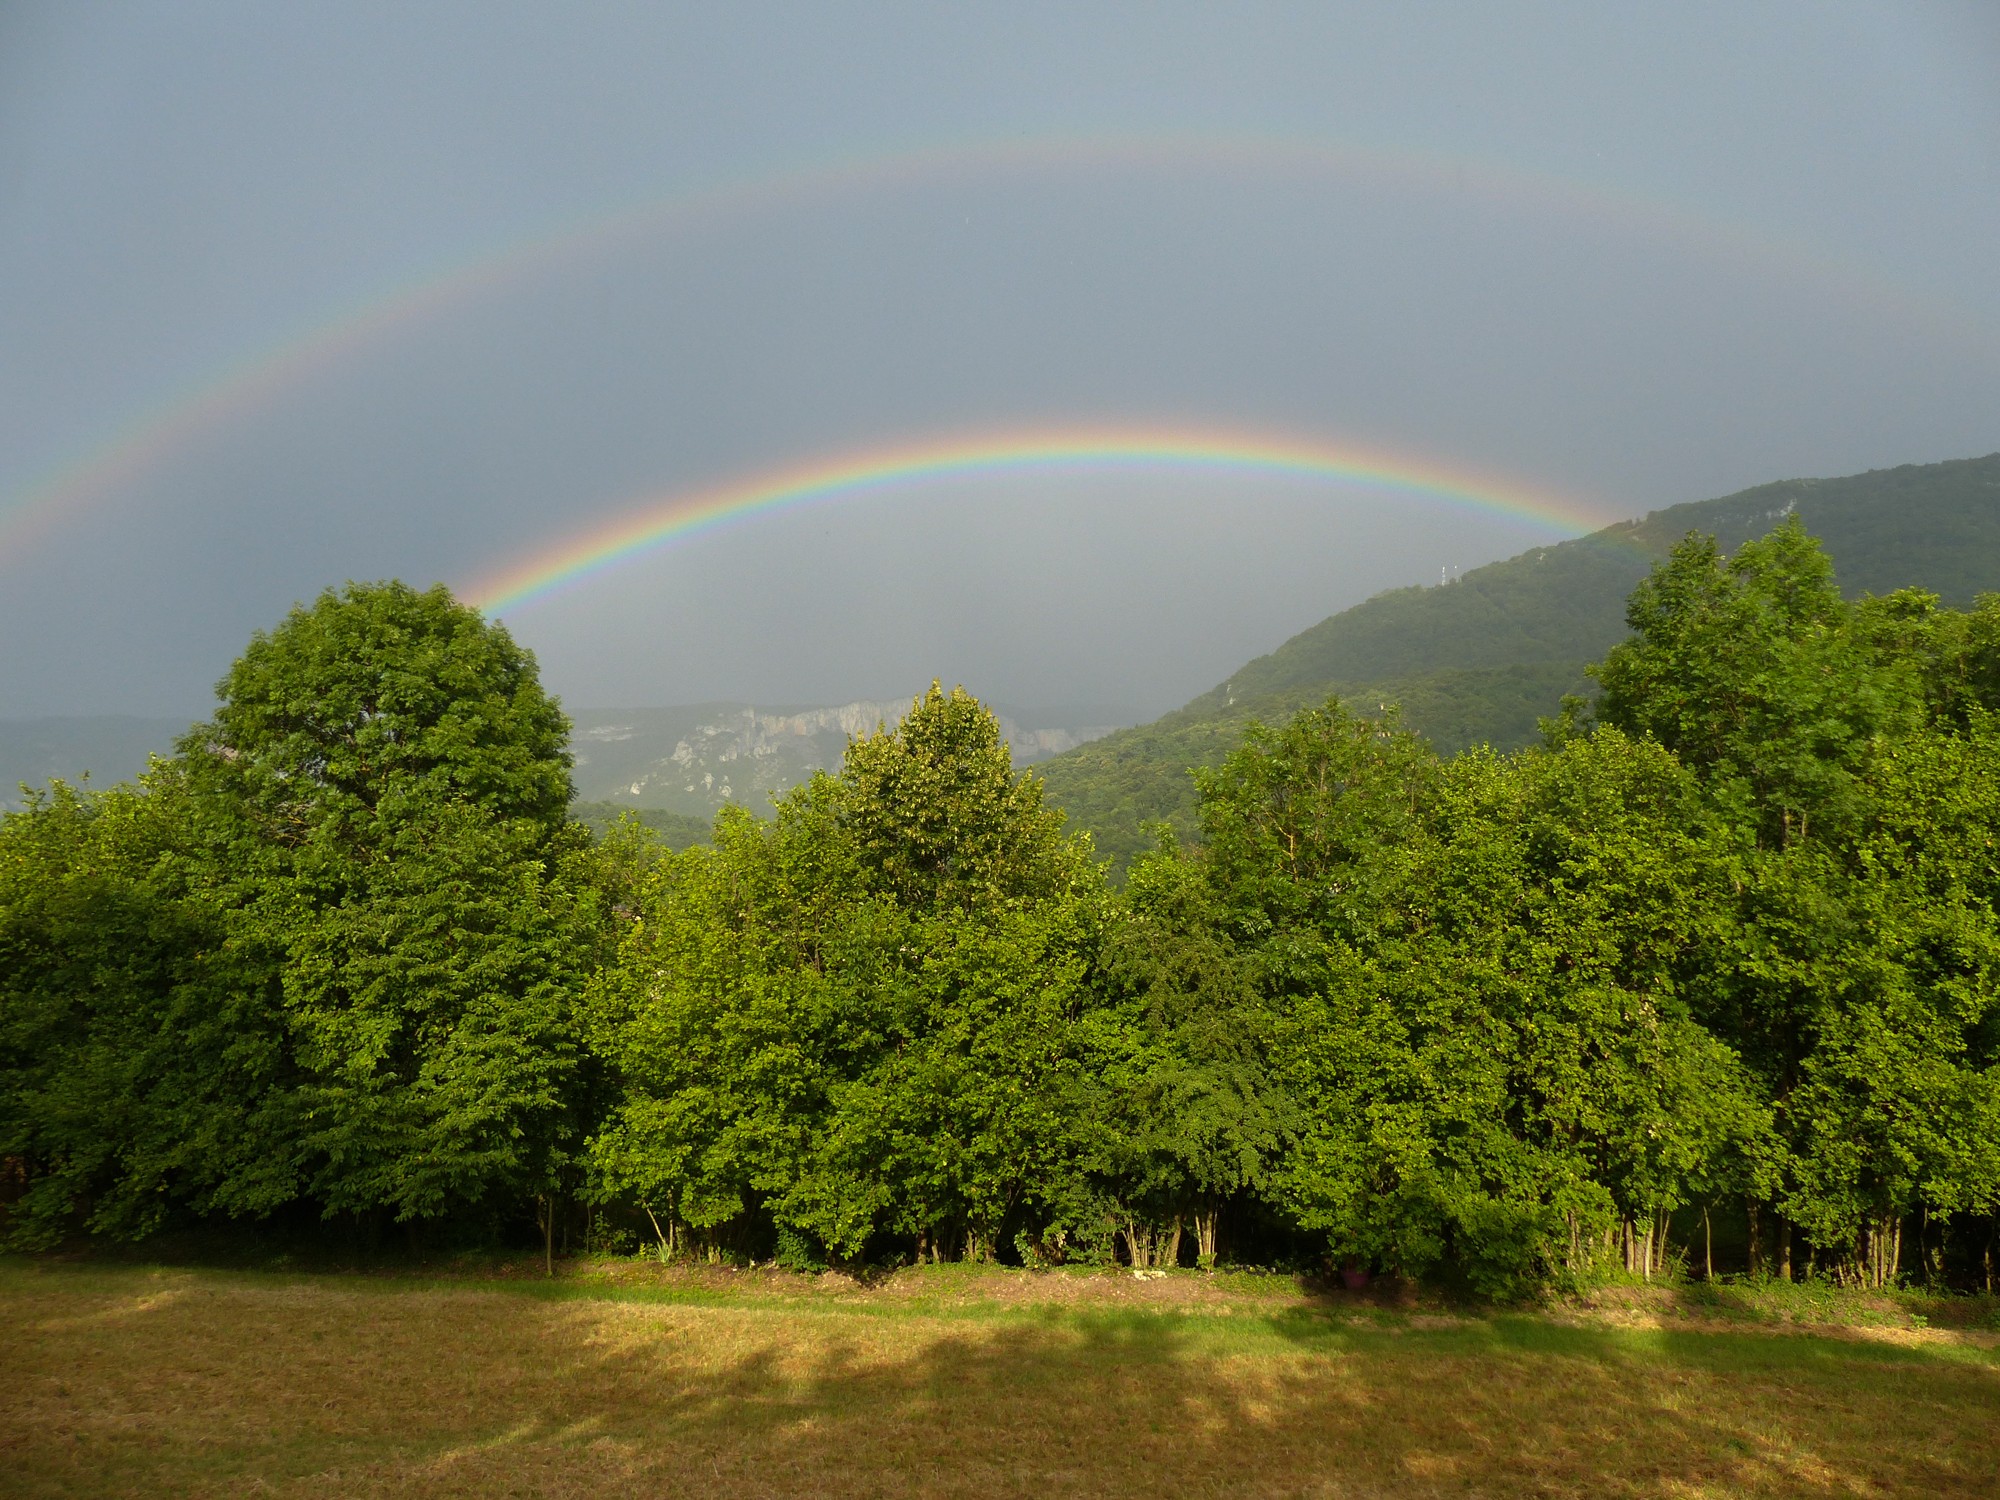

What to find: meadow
left=6, top=1259, right=1997, bottom=1499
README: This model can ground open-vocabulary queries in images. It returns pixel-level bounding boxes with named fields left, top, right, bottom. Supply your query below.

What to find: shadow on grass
left=9, top=1262, right=2000, bottom=1499
left=524, top=1299, right=2000, bottom=1499
left=1659, top=1275, right=2000, bottom=1331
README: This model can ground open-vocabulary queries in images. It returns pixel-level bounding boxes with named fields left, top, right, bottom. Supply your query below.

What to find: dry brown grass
left=4, top=1260, right=1996, bottom=1498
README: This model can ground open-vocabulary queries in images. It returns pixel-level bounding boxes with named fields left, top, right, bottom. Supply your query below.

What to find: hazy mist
left=3, top=1, right=1996, bottom=719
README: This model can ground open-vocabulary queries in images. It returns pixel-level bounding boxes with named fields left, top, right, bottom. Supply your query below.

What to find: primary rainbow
left=465, top=425, right=1610, bottom=615
left=6, top=130, right=1980, bottom=570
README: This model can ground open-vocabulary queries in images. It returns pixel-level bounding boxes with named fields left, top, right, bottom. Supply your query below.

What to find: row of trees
left=4, top=521, right=1999, bottom=1293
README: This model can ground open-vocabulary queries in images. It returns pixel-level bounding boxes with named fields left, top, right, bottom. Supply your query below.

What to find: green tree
left=1595, top=516, right=1916, bottom=850
left=589, top=686, right=1107, bottom=1265
left=1087, top=835, right=1289, bottom=1267
left=1201, top=697, right=1759, bottom=1293
left=0, top=772, right=294, bottom=1247
left=1776, top=721, right=2000, bottom=1283
left=1597, top=522, right=2000, bottom=1284
left=176, top=581, right=590, bottom=1232
left=836, top=682, right=1076, bottom=910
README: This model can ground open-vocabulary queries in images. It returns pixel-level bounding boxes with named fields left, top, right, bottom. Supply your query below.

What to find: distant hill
left=1040, top=452, right=2000, bottom=871
left=565, top=700, right=1123, bottom=819
left=1, top=697, right=1126, bottom=828
left=568, top=801, right=715, bottom=850
left=0, top=716, right=191, bottom=809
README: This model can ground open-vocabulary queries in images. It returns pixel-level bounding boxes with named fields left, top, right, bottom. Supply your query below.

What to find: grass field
left=4, top=1259, right=1997, bottom=1498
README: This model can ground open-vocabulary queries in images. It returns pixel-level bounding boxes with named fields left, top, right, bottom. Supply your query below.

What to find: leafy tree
left=1598, top=523, right=2000, bottom=1284
left=1196, top=698, right=1437, bottom=945
left=0, top=773, right=293, bottom=1246
left=1596, top=517, right=1916, bottom=850
left=1087, top=835, right=1289, bottom=1266
left=1776, top=721, right=2000, bottom=1283
left=589, top=686, right=1107, bottom=1264
left=173, top=581, right=590, bottom=1231
left=836, top=683, right=1076, bottom=909
left=1200, top=696, right=1762, bottom=1293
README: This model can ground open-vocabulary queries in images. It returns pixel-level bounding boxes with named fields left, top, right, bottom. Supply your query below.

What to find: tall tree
left=1088, top=837, right=1289, bottom=1267
left=1596, top=522, right=2000, bottom=1283
left=589, top=685, right=1107, bottom=1264
left=1595, top=516, right=1916, bottom=850
left=0, top=772, right=294, bottom=1246
left=177, top=581, right=590, bottom=1230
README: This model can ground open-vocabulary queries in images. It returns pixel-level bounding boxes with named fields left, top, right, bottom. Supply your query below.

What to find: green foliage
left=171, top=582, right=590, bottom=1226
left=1085, top=833, right=1290, bottom=1267
left=9, top=505, right=2000, bottom=1297
left=1196, top=699, right=1437, bottom=942
left=1593, top=525, right=2000, bottom=1284
left=0, top=581, right=612, bottom=1247
left=0, top=773, right=285, bottom=1247
left=586, top=685, right=1108, bottom=1264
left=570, top=801, right=712, bottom=851
left=1596, top=518, right=1917, bottom=848
left=1042, top=452, right=2000, bottom=876
left=837, top=684, right=1079, bottom=910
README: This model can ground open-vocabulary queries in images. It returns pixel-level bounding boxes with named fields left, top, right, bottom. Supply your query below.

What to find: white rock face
left=567, top=697, right=1123, bottom=817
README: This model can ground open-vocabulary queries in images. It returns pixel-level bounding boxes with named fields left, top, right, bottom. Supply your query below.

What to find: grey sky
left=2, top=1, right=1996, bottom=719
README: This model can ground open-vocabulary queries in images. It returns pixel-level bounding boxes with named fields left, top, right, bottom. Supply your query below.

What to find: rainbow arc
left=4, top=131, right=1973, bottom=568
left=465, top=425, right=1614, bottom=615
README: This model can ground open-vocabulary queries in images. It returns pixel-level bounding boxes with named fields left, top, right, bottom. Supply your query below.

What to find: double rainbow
left=464, top=425, right=1610, bottom=615
left=4, top=130, right=1973, bottom=569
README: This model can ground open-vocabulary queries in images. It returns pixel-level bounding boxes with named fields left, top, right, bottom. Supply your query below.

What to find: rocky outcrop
left=567, top=698, right=1123, bottom=816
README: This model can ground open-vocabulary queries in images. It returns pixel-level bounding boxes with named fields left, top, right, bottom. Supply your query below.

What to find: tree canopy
left=5, top=535, right=1999, bottom=1294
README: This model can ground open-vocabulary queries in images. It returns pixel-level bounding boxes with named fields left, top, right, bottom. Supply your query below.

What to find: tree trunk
left=1194, top=1209, right=1219, bottom=1268
left=538, top=1194, right=554, bottom=1278
left=1704, top=1205, right=1714, bottom=1281
left=1747, top=1200, right=1763, bottom=1278
left=1123, top=1220, right=1149, bottom=1270
left=1163, top=1215, right=1183, bottom=1270
left=642, top=1203, right=671, bottom=1264
left=1778, top=1218, right=1792, bottom=1282
left=1862, top=1215, right=1902, bottom=1290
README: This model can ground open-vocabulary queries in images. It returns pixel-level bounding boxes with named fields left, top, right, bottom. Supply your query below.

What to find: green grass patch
left=5, top=1259, right=1996, bottom=1498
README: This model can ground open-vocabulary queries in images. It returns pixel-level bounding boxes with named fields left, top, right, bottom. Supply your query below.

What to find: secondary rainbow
left=466, top=426, right=1612, bottom=615
left=7, top=130, right=1978, bottom=569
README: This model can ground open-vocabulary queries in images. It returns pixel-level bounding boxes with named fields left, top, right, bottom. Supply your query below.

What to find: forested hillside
left=1043, top=452, right=2000, bottom=869
left=568, top=801, right=713, bottom=850
left=4, top=700, right=1125, bottom=825
left=9, top=529, right=2000, bottom=1295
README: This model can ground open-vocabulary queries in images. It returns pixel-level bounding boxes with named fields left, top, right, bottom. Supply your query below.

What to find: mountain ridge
left=1040, top=451, right=2000, bottom=869
left=0, top=698, right=1127, bottom=820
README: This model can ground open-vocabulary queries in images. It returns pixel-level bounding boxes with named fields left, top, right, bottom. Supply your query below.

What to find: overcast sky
left=3, top=1, right=1997, bottom=720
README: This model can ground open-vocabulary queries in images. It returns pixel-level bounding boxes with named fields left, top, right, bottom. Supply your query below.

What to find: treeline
left=1039, top=451, right=2000, bottom=870
left=4, top=519, right=1999, bottom=1294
